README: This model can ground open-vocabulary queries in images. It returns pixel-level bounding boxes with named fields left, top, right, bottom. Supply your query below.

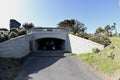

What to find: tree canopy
left=95, top=27, right=104, bottom=35
left=57, top=19, right=87, bottom=34
left=95, top=23, right=118, bottom=37
left=22, top=23, right=34, bottom=30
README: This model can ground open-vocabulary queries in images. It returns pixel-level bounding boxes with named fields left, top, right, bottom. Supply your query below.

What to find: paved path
left=15, top=52, right=102, bottom=80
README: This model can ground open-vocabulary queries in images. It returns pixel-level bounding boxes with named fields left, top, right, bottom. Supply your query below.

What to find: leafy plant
left=92, top=48, right=100, bottom=53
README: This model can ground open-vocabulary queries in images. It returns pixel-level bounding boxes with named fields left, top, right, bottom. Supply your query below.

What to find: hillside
left=77, top=37, right=120, bottom=80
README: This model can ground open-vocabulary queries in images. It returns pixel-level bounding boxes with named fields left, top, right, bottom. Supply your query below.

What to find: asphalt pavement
left=15, top=52, right=102, bottom=80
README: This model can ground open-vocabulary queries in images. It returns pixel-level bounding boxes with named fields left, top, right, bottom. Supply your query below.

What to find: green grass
left=77, top=51, right=120, bottom=74
left=77, top=37, right=120, bottom=74
left=110, top=37, right=120, bottom=49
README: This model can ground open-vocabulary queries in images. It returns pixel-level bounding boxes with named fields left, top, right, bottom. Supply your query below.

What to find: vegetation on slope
left=110, top=37, right=120, bottom=49
left=77, top=37, right=120, bottom=79
left=0, top=58, right=22, bottom=80
left=0, top=22, right=34, bottom=43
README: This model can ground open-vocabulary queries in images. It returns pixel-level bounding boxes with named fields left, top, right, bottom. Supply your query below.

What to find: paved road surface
left=15, top=52, right=102, bottom=80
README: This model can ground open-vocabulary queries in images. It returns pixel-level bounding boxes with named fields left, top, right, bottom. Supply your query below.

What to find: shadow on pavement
left=15, top=51, right=66, bottom=80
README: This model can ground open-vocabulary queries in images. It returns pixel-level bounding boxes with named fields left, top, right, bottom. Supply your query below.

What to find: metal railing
left=29, top=27, right=68, bottom=33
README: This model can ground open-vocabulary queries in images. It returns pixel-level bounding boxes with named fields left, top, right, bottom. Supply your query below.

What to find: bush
left=75, top=32, right=89, bottom=39
left=0, top=32, right=9, bottom=42
left=10, top=29, right=19, bottom=33
left=92, top=48, right=100, bottom=53
left=18, top=29, right=27, bottom=36
left=75, top=33, right=111, bottom=47
left=9, top=31, right=18, bottom=38
left=0, top=28, right=27, bottom=43
left=89, top=34, right=111, bottom=47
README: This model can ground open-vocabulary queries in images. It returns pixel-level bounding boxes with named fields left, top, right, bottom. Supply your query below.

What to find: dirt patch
left=0, top=58, right=22, bottom=80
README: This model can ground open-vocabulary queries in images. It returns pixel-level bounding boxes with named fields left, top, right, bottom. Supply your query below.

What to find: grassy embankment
left=76, top=37, right=120, bottom=79
left=0, top=58, right=22, bottom=80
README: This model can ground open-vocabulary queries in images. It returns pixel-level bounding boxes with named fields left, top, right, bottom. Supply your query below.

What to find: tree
left=95, top=27, right=104, bottom=35
left=104, top=25, right=111, bottom=32
left=22, top=23, right=34, bottom=30
left=111, top=23, right=117, bottom=36
left=104, top=25, right=111, bottom=36
left=58, top=19, right=87, bottom=34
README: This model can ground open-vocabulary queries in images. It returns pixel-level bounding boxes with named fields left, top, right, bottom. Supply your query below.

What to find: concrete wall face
left=68, top=34, right=104, bottom=54
left=0, top=32, right=69, bottom=58
left=32, top=32, right=67, bottom=40
left=0, top=32, right=104, bottom=58
left=0, top=34, right=32, bottom=58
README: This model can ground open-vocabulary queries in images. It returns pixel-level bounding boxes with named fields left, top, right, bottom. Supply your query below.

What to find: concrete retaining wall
left=0, top=32, right=104, bottom=58
left=0, top=34, right=32, bottom=58
left=68, top=34, right=104, bottom=54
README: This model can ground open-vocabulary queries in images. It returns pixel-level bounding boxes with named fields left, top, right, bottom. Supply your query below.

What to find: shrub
left=0, top=32, right=9, bottom=42
left=0, top=28, right=27, bottom=43
left=92, top=48, right=100, bottom=53
left=76, top=32, right=89, bottom=39
left=75, top=33, right=111, bottom=47
left=10, top=29, right=19, bottom=34
left=89, top=34, right=111, bottom=47
left=18, top=29, right=27, bottom=36
left=9, top=31, right=18, bottom=38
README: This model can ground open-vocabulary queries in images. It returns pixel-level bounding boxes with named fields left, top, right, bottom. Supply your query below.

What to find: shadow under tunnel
left=15, top=51, right=66, bottom=80
left=35, top=38, right=65, bottom=51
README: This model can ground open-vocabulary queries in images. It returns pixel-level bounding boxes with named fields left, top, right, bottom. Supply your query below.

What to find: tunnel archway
left=35, top=38, right=65, bottom=51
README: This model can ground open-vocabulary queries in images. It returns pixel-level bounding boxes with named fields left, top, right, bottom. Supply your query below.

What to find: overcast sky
left=0, top=0, right=120, bottom=33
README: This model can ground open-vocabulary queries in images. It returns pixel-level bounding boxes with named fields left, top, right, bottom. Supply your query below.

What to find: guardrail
left=28, top=27, right=68, bottom=33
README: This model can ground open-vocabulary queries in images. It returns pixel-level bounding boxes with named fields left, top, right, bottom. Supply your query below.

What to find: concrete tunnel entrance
left=35, top=38, right=65, bottom=51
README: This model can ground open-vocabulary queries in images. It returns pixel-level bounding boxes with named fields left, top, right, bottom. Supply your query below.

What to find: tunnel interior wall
left=34, top=38, right=66, bottom=51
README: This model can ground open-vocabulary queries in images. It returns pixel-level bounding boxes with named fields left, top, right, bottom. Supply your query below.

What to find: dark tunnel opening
left=35, top=38, right=65, bottom=51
